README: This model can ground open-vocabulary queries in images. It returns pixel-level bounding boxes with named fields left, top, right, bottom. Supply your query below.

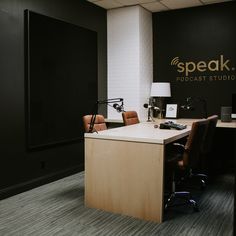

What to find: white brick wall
left=107, top=6, right=153, bottom=120
left=139, top=7, right=153, bottom=120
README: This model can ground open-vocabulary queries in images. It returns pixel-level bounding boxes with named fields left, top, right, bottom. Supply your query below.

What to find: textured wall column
left=107, top=6, right=153, bottom=120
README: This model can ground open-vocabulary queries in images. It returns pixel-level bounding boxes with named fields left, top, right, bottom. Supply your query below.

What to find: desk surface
left=85, top=122, right=191, bottom=144
left=216, top=120, right=236, bottom=128
left=172, top=119, right=236, bottom=128
left=105, top=118, right=236, bottom=129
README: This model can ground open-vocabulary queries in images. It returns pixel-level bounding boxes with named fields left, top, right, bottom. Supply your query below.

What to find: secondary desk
left=84, top=119, right=236, bottom=223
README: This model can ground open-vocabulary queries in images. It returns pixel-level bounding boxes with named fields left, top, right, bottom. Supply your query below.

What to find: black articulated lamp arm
left=88, top=98, right=124, bottom=133
left=97, top=98, right=123, bottom=104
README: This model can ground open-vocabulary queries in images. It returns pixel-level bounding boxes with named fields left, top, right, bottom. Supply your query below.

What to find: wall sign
left=153, top=2, right=236, bottom=117
left=170, top=55, right=235, bottom=82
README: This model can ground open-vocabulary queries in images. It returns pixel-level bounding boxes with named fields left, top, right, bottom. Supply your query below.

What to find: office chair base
left=165, top=191, right=199, bottom=212
left=189, top=172, right=208, bottom=190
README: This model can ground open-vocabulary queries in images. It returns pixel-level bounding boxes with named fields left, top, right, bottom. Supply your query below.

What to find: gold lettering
left=173, top=55, right=234, bottom=76
left=177, top=62, right=185, bottom=73
left=208, top=60, right=219, bottom=71
left=220, top=55, right=230, bottom=71
left=197, top=61, right=207, bottom=72
left=185, top=62, right=196, bottom=76
left=176, top=76, right=212, bottom=82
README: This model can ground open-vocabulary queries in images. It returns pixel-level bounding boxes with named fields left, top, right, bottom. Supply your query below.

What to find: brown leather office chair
left=83, top=114, right=107, bottom=133
left=172, top=115, right=218, bottom=191
left=122, top=111, right=140, bottom=126
left=165, top=119, right=209, bottom=211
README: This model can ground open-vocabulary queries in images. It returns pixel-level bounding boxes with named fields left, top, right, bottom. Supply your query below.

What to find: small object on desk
left=221, top=106, right=232, bottom=122
left=159, top=121, right=187, bottom=130
left=165, top=104, right=178, bottom=118
left=154, top=124, right=159, bottom=128
left=159, top=123, right=170, bottom=129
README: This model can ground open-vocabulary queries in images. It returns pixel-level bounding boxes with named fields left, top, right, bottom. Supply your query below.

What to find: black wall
left=153, top=2, right=236, bottom=118
left=0, top=0, right=107, bottom=198
left=153, top=4, right=236, bottom=229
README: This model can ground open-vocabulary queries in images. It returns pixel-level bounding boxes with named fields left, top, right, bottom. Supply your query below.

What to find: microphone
left=180, top=105, right=194, bottom=110
left=113, top=103, right=124, bottom=112
left=143, top=103, right=160, bottom=110
left=181, top=97, right=194, bottom=110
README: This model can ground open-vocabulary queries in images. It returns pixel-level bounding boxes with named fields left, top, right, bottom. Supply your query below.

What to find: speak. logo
left=170, top=55, right=235, bottom=76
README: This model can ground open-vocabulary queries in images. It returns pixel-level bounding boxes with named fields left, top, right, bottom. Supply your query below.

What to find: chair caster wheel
left=193, top=205, right=199, bottom=212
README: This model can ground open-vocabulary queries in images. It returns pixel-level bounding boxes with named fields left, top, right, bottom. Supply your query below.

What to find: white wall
left=107, top=6, right=153, bottom=120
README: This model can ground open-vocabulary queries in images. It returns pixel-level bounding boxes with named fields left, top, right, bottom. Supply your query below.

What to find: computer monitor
left=232, top=93, right=236, bottom=119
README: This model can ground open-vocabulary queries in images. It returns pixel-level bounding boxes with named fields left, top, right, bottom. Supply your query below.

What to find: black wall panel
left=0, top=0, right=106, bottom=196
left=26, top=10, right=97, bottom=148
left=153, top=2, right=236, bottom=118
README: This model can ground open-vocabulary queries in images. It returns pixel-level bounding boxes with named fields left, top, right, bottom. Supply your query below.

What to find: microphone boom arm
left=88, top=98, right=124, bottom=133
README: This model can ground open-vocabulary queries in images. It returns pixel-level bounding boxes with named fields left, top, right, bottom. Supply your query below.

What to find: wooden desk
left=84, top=122, right=191, bottom=223
left=215, top=120, right=236, bottom=128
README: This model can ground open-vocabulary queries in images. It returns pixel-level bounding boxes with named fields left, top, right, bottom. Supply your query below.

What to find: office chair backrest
left=183, top=119, right=209, bottom=169
left=122, top=111, right=140, bottom=126
left=202, top=115, right=218, bottom=154
left=83, top=114, right=107, bottom=133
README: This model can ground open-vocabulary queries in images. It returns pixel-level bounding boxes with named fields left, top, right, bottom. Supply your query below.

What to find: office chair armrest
left=173, top=143, right=185, bottom=149
left=173, top=142, right=185, bottom=149
left=172, top=142, right=186, bottom=154
left=166, top=142, right=185, bottom=164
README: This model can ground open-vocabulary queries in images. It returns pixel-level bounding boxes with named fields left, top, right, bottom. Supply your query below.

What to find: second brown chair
left=122, top=111, right=140, bottom=126
left=82, top=114, right=107, bottom=133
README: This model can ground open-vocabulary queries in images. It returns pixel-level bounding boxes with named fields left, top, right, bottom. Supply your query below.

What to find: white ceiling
left=87, top=0, right=233, bottom=12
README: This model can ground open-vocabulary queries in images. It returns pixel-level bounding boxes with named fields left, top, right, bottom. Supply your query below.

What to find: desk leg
left=85, top=138, right=164, bottom=223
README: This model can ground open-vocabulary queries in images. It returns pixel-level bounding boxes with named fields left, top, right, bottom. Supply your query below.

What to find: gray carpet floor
left=0, top=172, right=234, bottom=236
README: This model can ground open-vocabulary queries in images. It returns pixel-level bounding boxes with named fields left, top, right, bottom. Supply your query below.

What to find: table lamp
left=150, top=82, right=171, bottom=118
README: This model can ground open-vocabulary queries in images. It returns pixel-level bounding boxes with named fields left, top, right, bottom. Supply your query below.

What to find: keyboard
left=159, top=121, right=187, bottom=130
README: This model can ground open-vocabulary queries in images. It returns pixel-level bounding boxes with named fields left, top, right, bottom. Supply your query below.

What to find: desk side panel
left=85, top=138, right=164, bottom=223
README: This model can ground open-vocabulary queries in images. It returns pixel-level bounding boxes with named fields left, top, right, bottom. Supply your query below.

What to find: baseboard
left=0, top=164, right=84, bottom=200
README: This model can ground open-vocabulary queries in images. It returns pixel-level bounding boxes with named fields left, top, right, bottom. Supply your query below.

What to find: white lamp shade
left=150, top=82, right=171, bottom=97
